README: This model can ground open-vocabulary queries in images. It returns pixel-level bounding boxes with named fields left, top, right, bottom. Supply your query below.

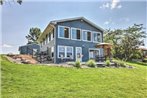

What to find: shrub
left=86, top=60, right=96, bottom=67
left=105, top=60, right=110, bottom=66
left=74, top=60, right=81, bottom=68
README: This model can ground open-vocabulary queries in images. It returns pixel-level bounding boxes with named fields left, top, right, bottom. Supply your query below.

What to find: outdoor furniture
left=96, top=43, right=113, bottom=61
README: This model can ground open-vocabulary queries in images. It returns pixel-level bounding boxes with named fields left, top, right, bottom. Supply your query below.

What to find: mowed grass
left=1, top=56, right=147, bottom=98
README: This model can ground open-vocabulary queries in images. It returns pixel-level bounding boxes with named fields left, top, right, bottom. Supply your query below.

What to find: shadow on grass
left=128, top=61, right=147, bottom=66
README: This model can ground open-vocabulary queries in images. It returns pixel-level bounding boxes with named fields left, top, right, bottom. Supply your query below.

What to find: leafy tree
left=104, top=24, right=146, bottom=61
left=26, top=27, right=41, bottom=44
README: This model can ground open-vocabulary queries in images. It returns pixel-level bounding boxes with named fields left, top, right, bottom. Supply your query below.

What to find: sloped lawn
left=1, top=55, right=147, bottom=98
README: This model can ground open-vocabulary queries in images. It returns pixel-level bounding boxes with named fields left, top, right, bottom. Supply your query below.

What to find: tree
left=104, top=24, right=146, bottom=61
left=0, top=0, right=22, bottom=5
left=26, top=27, right=41, bottom=44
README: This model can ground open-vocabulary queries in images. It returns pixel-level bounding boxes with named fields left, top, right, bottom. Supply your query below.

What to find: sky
left=0, top=0, right=147, bottom=54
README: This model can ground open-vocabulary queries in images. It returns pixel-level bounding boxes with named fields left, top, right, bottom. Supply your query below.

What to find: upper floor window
left=58, top=26, right=70, bottom=39
left=71, top=28, right=81, bottom=40
left=82, top=30, right=91, bottom=41
left=93, top=32, right=101, bottom=42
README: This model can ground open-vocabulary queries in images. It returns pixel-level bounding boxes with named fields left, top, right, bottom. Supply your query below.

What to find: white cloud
left=117, top=4, right=122, bottom=9
left=104, top=19, right=114, bottom=25
left=111, top=0, right=120, bottom=9
left=104, top=21, right=110, bottom=25
left=0, top=44, right=13, bottom=48
left=99, top=3, right=110, bottom=9
left=100, top=0, right=122, bottom=10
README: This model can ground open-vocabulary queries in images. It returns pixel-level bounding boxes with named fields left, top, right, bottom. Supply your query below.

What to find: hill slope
left=1, top=56, right=147, bottom=98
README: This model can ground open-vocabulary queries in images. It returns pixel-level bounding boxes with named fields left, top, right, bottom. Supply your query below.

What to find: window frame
left=82, top=30, right=92, bottom=42
left=58, top=45, right=73, bottom=59
left=58, top=25, right=70, bottom=39
left=71, top=27, right=81, bottom=41
left=93, top=32, right=102, bottom=43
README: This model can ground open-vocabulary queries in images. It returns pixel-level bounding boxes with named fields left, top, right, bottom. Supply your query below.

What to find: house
left=38, top=17, right=104, bottom=63
left=19, top=43, right=40, bottom=55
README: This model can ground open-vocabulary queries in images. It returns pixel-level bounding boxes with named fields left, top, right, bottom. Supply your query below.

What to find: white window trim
left=93, top=32, right=102, bottom=43
left=58, top=45, right=73, bottom=59
left=75, top=47, right=82, bottom=61
left=71, top=27, right=81, bottom=41
left=82, top=30, right=92, bottom=42
left=89, top=48, right=100, bottom=59
left=58, top=25, right=71, bottom=39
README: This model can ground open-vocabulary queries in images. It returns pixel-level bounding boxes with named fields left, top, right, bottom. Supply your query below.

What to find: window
left=71, top=28, right=81, bottom=40
left=93, top=32, right=101, bottom=42
left=48, top=34, right=50, bottom=42
left=58, top=26, right=70, bottom=39
left=51, top=33, right=53, bottom=41
left=58, top=46, right=65, bottom=58
left=66, top=46, right=73, bottom=58
left=58, top=46, right=73, bottom=58
left=82, top=30, right=91, bottom=41
left=46, top=34, right=48, bottom=44
left=82, top=31, right=87, bottom=41
left=87, top=32, right=91, bottom=41
left=51, top=47, right=54, bottom=57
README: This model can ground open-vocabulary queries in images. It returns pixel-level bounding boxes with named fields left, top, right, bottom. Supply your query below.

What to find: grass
left=1, top=55, right=147, bottom=98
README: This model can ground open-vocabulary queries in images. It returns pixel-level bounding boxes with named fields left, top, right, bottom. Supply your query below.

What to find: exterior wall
left=19, top=44, right=40, bottom=55
left=40, top=40, right=55, bottom=51
left=55, top=19, right=104, bottom=63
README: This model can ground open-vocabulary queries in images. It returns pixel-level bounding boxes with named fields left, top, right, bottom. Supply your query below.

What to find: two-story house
left=38, top=17, right=104, bottom=63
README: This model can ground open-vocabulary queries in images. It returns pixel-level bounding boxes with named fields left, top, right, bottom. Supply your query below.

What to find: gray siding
left=40, top=40, right=55, bottom=51
left=19, top=44, right=40, bottom=55
left=55, top=19, right=104, bottom=63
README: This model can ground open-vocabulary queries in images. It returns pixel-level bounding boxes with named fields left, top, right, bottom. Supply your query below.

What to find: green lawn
left=1, top=56, right=147, bottom=98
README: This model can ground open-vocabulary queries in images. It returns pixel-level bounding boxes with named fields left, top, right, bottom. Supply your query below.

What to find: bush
left=86, top=60, right=96, bottom=67
left=105, top=60, right=110, bottom=66
left=74, top=60, right=81, bottom=68
left=113, top=60, right=126, bottom=67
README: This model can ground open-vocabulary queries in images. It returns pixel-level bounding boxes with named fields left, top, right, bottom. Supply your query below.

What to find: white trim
left=58, top=25, right=70, bottom=39
left=93, top=32, right=102, bottom=43
left=89, top=48, right=100, bottom=59
left=75, top=47, right=82, bottom=62
left=57, top=45, right=74, bottom=59
left=82, top=30, right=92, bottom=42
left=71, top=27, right=82, bottom=41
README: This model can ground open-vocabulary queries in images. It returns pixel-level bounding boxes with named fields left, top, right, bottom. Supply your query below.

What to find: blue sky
left=1, top=0, right=147, bottom=54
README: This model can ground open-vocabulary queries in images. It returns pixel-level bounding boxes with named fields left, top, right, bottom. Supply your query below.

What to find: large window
left=58, top=46, right=65, bottom=58
left=71, top=28, right=81, bottom=40
left=82, top=30, right=91, bottom=41
left=58, top=26, right=70, bottom=39
left=58, top=46, right=73, bottom=59
left=93, top=32, right=101, bottom=42
left=66, top=46, right=73, bottom=58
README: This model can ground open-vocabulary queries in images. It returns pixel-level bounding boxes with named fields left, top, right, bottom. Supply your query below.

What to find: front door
left=76, top=47, right=82, bottom=62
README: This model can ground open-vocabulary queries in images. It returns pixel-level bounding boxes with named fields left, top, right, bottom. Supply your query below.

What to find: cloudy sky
left=1, top=0, right=147, bottom=54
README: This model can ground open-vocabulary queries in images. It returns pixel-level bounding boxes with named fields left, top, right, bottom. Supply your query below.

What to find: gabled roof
left=50, top=17, right=104, bottom=31
left=38, top=17, right=104, bottom=42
